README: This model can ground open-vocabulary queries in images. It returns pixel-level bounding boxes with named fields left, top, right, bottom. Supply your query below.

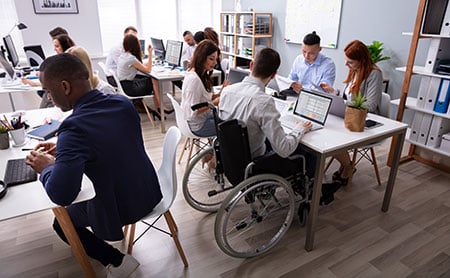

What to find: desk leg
left=52, top=207, right=96, bottom=278
left=8, top=92, right=16, bottom=111
left=305, top=153, right=326, bottom=251
left=382, top=130, right=406, bottom=212
left=157, top=80, right=166, bottom=133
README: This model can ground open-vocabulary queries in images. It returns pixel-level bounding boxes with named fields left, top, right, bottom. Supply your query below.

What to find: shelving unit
left=220, top=12, right=272, bottom=69
left=389, top=0, right=450, bottom=173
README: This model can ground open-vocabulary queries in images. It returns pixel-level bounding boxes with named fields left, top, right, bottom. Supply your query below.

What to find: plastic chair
left=167, top=94, right=211, bottom=170
left=99, top=62, right=155, bottom=127
left=125, top=126, right=188, bottom=267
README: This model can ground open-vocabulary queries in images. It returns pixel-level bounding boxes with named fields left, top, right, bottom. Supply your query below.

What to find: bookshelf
left=220, top=12, right=272, bottom=69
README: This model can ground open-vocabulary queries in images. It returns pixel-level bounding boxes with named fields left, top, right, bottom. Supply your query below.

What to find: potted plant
left=0, top=125, right=10, bottom=149
left=367, top=40, right=390, bottom=64
left=344, top=92, right=368, bottom=132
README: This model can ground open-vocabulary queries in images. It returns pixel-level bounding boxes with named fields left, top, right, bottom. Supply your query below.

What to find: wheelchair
left=182, top=103, right=314, bottom=258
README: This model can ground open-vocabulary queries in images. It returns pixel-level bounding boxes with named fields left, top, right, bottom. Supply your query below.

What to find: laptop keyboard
left=4, top=158, right=37, bottom=186
left=280, top=114, right=321, bottom=131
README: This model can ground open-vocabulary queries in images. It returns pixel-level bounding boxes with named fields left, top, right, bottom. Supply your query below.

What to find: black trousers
left=120, top=75, right=154, bottom=97
left=52, top=202, right=124, bottom=267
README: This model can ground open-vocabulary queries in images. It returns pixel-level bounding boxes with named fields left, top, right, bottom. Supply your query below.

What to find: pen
left=21, top=148, right=33, bottom=151
left=21, top=145, right=56, bottom=153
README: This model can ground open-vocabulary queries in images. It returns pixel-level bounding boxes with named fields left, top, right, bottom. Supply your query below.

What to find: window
left=97, top=0, right=221, bottom=54
left=0, top=0, right=24, bottom=60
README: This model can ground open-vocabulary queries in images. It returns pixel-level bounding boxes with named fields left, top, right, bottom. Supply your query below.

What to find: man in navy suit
left=26, top=53, right=162, bottom=277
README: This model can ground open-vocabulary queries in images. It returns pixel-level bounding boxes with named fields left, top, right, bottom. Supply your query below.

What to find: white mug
left=9, top=126, right=26, bottom=146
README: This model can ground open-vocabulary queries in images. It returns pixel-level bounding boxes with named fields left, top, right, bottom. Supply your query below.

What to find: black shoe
left=157, top=107, right=174, bottom=115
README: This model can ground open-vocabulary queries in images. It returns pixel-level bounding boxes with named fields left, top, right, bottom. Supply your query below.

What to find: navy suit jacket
left=40, top=90, right=162, bottom=240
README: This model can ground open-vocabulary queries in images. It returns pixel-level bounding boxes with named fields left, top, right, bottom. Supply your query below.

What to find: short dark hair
left=39, top=53, right=89, bottom=82
left=303, top=31, right=320, bottom=46
left=49, top=27, right=68, bottom=39
left=194, top=31, right=205, bottom=44
left=123, top=26, right=138, bottom=34
left=252, top=48, right=280, bottom=78
left=183, top=30, right=192, bottom=37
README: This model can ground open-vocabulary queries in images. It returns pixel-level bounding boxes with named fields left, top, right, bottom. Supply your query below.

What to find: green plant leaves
left=367, top=40, right=390, bottom=63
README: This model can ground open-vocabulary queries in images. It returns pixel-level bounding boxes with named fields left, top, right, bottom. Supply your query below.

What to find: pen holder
left=9, top=126, right=26, bottom=146
left=0, top=132, right=9, bottom=149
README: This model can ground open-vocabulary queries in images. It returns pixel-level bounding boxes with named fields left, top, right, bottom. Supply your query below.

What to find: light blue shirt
left=289, top=52, right=336, bottom=90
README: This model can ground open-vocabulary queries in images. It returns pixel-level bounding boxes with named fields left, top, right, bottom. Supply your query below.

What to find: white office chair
left=99, top=61, right=155, bottom=127
left=325, top=92, right=391, bottom=187
left=167, top=94, right=211, bottom=170
left=221, top=58, right=230, bottom=77
left=125, top=126, right=188, bottom=267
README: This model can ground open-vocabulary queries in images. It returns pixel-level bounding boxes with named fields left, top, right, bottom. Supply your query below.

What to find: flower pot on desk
left=344, top=106, right=367, bottom=132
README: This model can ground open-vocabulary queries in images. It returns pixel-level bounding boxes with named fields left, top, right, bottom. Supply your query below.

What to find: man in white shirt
left=181, top=30, right=196, bottom=66
left=105, top=26, right=138, bottom=74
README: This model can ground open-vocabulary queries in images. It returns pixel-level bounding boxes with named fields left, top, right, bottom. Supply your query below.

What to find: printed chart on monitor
left=284, top=0, right=342, bottom=48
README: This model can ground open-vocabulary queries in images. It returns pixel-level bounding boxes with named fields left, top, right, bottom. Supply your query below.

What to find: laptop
left=311, top=89, right=346, bottom=118
left=228, top=68, right=249, bottom=84
left=280, top=89, right=333, bottom=131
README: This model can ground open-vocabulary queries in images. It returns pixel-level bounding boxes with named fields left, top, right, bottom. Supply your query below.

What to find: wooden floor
left=1, top=110, right=450, bottom=278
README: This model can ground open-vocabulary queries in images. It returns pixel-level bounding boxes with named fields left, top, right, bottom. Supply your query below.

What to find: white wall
left=14, top=0, right=103, bottom=58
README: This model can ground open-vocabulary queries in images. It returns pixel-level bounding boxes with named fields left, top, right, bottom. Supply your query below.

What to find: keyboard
left=280, top=114, right=322, bottom=131
left=3, top=158, right=37, bottom=186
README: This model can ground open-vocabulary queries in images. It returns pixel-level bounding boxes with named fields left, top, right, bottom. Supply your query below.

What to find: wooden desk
left=300, top=113, right=408, bottom=251
left=0, top=108, right=96, bottom=277
left=150, top=68, right=221, bottom=133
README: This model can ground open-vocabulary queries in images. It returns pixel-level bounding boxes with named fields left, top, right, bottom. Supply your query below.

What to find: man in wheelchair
left=218, top=47, right=339, bottom=205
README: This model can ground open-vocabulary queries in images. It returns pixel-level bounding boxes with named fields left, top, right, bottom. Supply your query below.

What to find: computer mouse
left=0, top=180, right=7, bottom=200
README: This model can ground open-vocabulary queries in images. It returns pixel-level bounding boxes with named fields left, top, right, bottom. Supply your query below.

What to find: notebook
left=280, top=89, right=332, bottom=131
left=27, top=120, right=61, bottom=141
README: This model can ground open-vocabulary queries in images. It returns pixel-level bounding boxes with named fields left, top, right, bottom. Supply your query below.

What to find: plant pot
left=0, top=132, right=9, bottom=149
left=344, top=106, right=368, bottom=132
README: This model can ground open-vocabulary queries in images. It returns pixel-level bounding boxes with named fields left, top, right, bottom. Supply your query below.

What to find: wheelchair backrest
left=217, top=119, right=252, bottom=186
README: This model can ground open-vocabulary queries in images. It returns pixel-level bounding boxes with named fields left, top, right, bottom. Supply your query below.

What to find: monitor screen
left=0, top=53, right=15, bottom=79
left=151, top=37, right=165, bottom=61
left=165, top=40, right=183, bottom=67
left=139, top=39, right=146, bottom=58
left=2, top=35, right=19, bottom=68
left=23, top=45, right=46, bottom=67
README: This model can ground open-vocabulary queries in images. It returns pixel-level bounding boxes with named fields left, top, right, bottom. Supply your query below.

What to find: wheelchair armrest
left=191, top=102, right=214, bottom=111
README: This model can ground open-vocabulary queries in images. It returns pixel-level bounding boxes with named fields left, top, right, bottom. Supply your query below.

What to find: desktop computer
left=165, top=40, right=183, bottom=68
left=151, top=37, right=165, bottom=63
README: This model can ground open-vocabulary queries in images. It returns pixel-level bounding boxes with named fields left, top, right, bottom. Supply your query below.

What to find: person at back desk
left=25, top=53, right=162, bottom=277
left=287, top=31, right=335, bottom=93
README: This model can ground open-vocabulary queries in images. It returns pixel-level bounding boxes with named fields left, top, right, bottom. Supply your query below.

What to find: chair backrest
left=157, top=126, right=182, bottom=209
left=380, top=92, right=391, bottom=118
left=98, top=61, right=108, bottom=76
left=221, top=58, right=229, bottom=75
left=167, top=93, right=198, bottom=138
left=217, top=119, right=252, bottom=186
left=109, top=70, right=127, bottom=96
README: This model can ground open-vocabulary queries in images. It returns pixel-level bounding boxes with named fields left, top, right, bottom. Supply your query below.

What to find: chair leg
left=344, top=149, right=358, bottom=191
left=163, top=210, right=188, bottom=267
left=178, top=137, right=190, bottom=165
left=323, top=157, right=335, bottom=174
left=370, top=147, right=382, bottom=186
left=141, top=99, right=155, bottom=127
left=127, top=223, right=136, bottom=255
left=123, top=225, right=130, bottom=239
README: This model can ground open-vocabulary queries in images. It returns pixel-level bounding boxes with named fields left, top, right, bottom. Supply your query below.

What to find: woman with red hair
left=320, top=40, right=383, bottom=186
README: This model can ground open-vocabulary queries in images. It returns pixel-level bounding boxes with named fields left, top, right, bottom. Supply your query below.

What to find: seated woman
left=66, top=46, right=116, bottom=94
left=320, top=39, right=383, bottom=186
left=181, top=39, right=221, bottom=137
left=117, top=34, right=162, bottom=119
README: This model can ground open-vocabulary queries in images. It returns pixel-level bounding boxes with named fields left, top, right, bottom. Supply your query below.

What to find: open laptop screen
left=294, top=90, right=332, bottom=125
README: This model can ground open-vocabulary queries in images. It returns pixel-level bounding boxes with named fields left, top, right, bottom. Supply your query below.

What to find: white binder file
left=417, top=113, right=433, bottom=145
left=409, top=112, right=424, bottom=142
left=424, top=77, right=441, bottom=111
left=417, top=76, right=431, bottom=108
left=426, top=116, right=450, bottom=148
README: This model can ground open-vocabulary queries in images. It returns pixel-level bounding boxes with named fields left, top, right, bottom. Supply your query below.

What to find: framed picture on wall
left=33, top=0, right=79, bottom=14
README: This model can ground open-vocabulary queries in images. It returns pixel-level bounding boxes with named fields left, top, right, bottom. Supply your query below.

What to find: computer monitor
left=0, top=53, right=15, bottom=79
left=23, top=45, right=46, bottom=67
left=165, top=40, right=183, bottom=67
left=139, top=39, right=146, bottom=58
left=151, top=37, right=165, bottom=61
left=228, top=68, right=250, bottom=84
left=2, top=35, right=19, bottom=68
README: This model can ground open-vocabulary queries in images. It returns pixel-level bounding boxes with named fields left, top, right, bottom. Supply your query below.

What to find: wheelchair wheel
left=182, top=147, right=232, bottom=212
left=214, top=174, right=295, bottom=258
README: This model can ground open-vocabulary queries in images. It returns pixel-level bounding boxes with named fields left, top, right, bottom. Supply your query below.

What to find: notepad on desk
left=27, top=120, right=61, bottom=141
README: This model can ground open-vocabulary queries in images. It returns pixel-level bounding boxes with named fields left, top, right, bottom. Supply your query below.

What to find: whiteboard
left=284, top=0, right=342, bottom=48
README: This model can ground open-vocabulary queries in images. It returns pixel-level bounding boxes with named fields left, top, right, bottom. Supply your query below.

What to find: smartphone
left=365, top=119, right=378, bottom=128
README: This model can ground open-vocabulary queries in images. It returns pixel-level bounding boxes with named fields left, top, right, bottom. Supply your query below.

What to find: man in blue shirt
left=26, top=53, right=162, bottom=277
left=289, top=31, right=336, bottom=93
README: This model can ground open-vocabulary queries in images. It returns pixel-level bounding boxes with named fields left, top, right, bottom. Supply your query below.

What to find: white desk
left=299, top=113, right=408, bottom=251
left=0, top=108, right=96, bottom=277
left=150, top=68, right=221, bottom=133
